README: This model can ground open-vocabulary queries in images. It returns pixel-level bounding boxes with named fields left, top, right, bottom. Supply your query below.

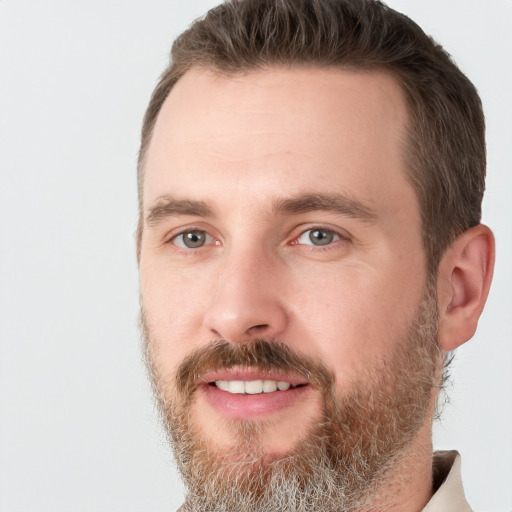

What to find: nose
left=203, top=248, right=289, bottom=343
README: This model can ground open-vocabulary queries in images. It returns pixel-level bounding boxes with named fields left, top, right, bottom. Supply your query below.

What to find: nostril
left=249, top=324, right=270, bottom=333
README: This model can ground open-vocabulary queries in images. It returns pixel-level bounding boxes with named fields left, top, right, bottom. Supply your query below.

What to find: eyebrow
left=146, top=191, right=377, bottom=228
left=272, top=193, right=377, bottom=222
left=146, top=195, right=214, bottom=227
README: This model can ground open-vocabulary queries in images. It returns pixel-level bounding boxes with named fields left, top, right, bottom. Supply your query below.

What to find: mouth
left=211, top=379, right=306, bottom=394
left=198, top=369, right=312, bottom=418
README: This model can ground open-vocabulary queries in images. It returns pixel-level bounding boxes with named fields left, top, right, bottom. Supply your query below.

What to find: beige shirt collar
left=422, top=450, right=472, bottom=511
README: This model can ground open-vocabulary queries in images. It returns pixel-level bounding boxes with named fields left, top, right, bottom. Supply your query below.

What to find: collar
left=422, top=450, right=472, bottom=511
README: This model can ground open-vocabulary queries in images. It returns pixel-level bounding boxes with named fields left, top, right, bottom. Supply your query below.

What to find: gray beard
left=141, top=283, right=441, bottom=512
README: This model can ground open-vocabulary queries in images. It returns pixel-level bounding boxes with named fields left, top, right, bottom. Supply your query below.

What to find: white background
left=0, top=1, right=510, bottom=511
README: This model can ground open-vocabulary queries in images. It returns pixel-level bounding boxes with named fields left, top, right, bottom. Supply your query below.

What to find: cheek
left=286, top=262, right=423, bottom=383
left=140, top=259, right=211, bottom=372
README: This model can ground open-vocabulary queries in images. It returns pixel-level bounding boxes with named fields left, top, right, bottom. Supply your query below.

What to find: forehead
left=143, top=66, right=415, bottom=223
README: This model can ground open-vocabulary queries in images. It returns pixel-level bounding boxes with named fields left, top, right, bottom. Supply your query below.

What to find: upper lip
left=199, top=368, right=309, bottom=387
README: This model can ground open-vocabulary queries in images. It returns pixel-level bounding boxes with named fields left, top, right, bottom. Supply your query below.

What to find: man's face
left=139, top=68, right=439, bottom=508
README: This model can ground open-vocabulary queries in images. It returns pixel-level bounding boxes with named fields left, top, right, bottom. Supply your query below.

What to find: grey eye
left=173, top=230, right=211, bottom=249
left=297, top=228, right=340, bottom=246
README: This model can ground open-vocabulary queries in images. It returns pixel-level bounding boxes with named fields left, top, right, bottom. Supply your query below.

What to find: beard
left=141, top=282, right=441, bottom=512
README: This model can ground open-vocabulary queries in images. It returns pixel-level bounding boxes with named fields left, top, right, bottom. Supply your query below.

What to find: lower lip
left=201, top=383, right=311, bottom=419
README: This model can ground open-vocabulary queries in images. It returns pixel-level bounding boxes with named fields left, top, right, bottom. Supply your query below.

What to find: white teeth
left=228, top=381, right=245, bottom=394
left=214, top=379, right=294, bottom=394
left=215, top=380, right=230, bottom=392
left=244, top=380, right=263, bottom=394
left=262, top=380, right=278, bottom=393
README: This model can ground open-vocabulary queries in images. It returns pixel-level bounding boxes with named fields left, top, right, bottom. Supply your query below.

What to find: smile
left=212, top=379, right=302, bottom=394
left=199, top=371, right=312, bottom=419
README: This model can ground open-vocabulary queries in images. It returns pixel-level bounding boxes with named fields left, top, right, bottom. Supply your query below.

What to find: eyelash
left=290, top=226, right=350, bottom=254
left=168, top=227, right=216, bottom=252
left=167, top=226, right=349, bottom=252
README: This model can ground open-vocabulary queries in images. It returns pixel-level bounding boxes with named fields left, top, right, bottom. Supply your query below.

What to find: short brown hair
left=137, top=0, right=486, bottom=274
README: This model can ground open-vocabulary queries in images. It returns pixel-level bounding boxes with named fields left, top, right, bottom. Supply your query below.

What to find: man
left=137, top=0, right=495, bottom=510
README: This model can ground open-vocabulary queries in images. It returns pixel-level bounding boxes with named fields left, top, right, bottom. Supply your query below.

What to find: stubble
left=141, top=282, right=441, bottom=511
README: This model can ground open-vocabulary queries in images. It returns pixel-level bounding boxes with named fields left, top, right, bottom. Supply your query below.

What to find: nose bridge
left=219, top=245, right=263, bottom=294
left=203, top=242, right=288, bottom=342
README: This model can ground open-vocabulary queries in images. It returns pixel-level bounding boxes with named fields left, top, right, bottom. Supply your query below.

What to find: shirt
left=423, top=450, right=472, bottom=511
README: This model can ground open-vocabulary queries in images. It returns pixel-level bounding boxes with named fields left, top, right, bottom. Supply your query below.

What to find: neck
left=362, top=419, right=434, bottom=512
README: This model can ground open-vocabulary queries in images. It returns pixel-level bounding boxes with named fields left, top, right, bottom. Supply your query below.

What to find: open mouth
left=200, top=372, right=312, bottom=418
left=209, top=379, right=307, bottom=394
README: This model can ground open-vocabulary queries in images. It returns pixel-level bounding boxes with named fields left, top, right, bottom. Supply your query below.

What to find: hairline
left=136, top=62, right=432, bottom=268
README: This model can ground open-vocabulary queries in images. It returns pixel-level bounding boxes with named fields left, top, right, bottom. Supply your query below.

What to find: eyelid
left=296, top=229, right=340, bottom=246
left=290, top=225, right=351, bottom=246
left=165, top=224, right=220, bottom=248
left=171, top=229, right=213, bottom=249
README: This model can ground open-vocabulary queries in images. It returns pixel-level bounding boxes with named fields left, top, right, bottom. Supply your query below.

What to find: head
left=137, top=0, right=487, bottom=276
left=137, top=1, right=494, bottom=510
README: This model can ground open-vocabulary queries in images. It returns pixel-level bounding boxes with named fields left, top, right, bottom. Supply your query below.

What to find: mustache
left=175, top=338, right=334, bottom=397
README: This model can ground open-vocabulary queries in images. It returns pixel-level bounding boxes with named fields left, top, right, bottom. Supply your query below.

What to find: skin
left=139, top=67, right=494, bottom=510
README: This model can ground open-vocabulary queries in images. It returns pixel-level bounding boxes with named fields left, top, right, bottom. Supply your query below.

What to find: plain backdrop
left=0, top=1, right=511, bottom=511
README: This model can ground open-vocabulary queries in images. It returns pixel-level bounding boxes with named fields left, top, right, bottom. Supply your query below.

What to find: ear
left=436, top=224, right=495, bottom=351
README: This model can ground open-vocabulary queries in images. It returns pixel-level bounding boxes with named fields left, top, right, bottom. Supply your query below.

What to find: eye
left=296, top=228, right=341, bottom=246
left=172, top=230, right=212, bottom=249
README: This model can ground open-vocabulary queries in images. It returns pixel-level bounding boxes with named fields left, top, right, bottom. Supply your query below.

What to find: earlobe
left=437, top=224, right=495, bottom=352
